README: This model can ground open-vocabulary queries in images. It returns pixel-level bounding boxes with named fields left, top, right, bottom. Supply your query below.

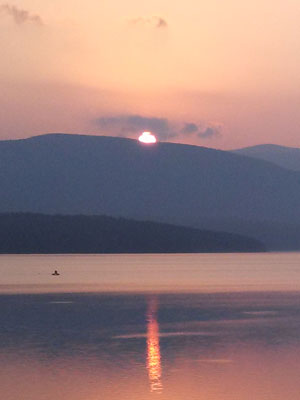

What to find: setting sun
left=138, top=132, right=157, bottom=144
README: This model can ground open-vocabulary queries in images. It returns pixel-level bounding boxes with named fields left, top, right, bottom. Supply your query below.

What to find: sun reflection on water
left=146, top=297, right=163, bottom=393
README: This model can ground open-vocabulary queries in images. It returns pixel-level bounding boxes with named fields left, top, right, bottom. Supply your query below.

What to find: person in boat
left=52, top=270, right=60, bottom=276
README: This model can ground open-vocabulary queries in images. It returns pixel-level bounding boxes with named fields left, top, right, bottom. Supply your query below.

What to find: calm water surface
left=1, top=253, right=300, bottom=399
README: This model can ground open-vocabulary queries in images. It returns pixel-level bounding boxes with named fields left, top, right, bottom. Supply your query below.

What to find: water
left=1, top=252, right=300, bottom=293
left=1, top=253, right=300, bottom=399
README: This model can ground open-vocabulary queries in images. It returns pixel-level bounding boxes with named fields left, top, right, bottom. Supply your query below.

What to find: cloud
left=0, top=3, right=43, bottom=25
left=95, top=114, right=221, bottom=141
left=197, top=126, right=221, bottom=139
left=96, top=115, right=173, bottom=140
left=130, top=16, right=168, bottom=29
left=154, top=17, right=168, bottom=28
left=182, top=123, right=199, bottom=134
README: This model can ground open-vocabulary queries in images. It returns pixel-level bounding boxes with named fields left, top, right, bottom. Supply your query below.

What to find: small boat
left=52, top=270, right=60, bottom=276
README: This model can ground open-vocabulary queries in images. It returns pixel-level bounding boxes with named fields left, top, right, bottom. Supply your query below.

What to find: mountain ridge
left=1, top=133, right=300, bottom=250
left=231, top=143, right=300, bottom=171
left=0, top=213, right=265, bottom=254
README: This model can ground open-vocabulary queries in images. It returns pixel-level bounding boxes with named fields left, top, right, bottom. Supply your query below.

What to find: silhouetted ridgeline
left=1, top=134, right=300, bottom=250
left=231, top=144, right=300, bottom=171
left=0, top=214, right=265, bottom=253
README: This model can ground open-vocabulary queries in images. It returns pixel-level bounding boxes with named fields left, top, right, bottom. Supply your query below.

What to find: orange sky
left=1, top=0, right=300, bottom=148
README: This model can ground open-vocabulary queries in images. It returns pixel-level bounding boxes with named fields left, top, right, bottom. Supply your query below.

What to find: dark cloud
left=182, top=123, right=199, bottom=134
left=0, top=3, right=43, bottom=25
left=96, top=115, right=174, bottom=140
left=180, top=122, right=221, bottom=140
left=96, top=114, right=221, bottom=141
left=130, top=16, right=168, bottom=29
left=197, top=127, right=221, bottom=139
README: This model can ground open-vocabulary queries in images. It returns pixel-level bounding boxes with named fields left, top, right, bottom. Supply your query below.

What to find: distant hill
left=180, top=216, right=300, bottom=251
left=231, top=144, right=300, bottom=171
left=1, top=134, right=300, bottom=250
left=0, top=213, right=265, bottom=253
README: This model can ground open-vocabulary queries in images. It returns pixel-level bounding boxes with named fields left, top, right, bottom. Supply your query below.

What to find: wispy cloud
left=130, top=16, right=168, bottom=29
left=95, top=114, right=221, bottom=141
left=0, top=3, right=43, bottom=25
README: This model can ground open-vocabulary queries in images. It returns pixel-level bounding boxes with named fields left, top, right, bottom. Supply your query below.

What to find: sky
left=1, top=0, right=300, bottom=149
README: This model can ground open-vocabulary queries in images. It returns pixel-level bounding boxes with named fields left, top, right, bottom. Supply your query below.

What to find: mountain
left=231, top=144, right=300, bottom=171
left=0, top=213, right=264, bottom=253
left=1, top=133, right=300, bottom=250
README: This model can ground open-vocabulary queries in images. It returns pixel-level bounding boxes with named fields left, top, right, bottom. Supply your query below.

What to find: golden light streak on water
left=146, top=297, right=163, bottom=393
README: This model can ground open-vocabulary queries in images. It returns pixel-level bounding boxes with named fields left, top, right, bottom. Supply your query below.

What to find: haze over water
left=1, top=253, right=300, bottom=399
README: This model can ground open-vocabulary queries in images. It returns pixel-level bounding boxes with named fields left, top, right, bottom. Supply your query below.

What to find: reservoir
left=0, top=253, right=300, bottom=399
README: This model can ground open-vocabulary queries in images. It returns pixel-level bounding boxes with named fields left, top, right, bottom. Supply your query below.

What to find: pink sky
left=1, top=0, right=300, bottom=149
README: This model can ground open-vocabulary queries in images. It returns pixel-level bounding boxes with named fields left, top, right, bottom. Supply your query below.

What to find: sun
left=138, top=132, right=157, bottom=144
